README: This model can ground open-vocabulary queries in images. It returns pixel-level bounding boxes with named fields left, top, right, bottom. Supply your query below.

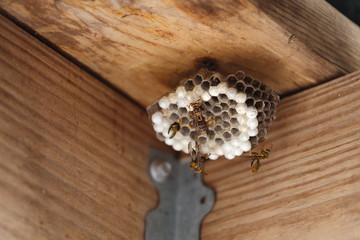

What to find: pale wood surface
left=0, top=15, right=172, bottom=240
left=203, top=71, right=360, bottom=239
left=2, top=0, right=359, bottom=106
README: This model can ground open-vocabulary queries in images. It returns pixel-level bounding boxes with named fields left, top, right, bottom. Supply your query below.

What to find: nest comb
left=147, top=69, right=280, bottom=160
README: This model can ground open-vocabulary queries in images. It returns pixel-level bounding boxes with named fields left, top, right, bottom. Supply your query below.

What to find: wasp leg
left=251, top=159, right=261, bottom=173
left=168, top=122, right=181, bottom=139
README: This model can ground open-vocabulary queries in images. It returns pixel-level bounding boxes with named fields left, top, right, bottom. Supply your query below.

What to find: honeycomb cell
left=231, top=128, right=240, bottom=136
left=236, top=81, right=246, bottom=91
left=180, top=126, right=190, bottom=136
left=184, top=80, right=195, bottom=91
left=209, top=75, right=221, bottom=86
left=169, top=103, right=178, bottom=111
left=211, top=96, right=220, bottom=104
left=190, top=131, right=199, bottom=140
left=215, top=138, right=224, bottom=146
left=223, top=131, right=231, bottom=140
left=214, top=125, right=223, bottom=133
left=170, top=113, right=179, bottom=121
left=194, top=75, right=203, bottom=85
left=178, top=107, right=187, bottom=115
left=235, top=71, right=245, bottom=80
left=199, top=136, right=207, bottom=144
left=214, top=116, right=222, bottom=124
left=213, top=106, right=222, bottom=114
left=255, top=101, right=264, bottom=111
left=219, top=94, right=228, bottom=101
left=252, top=79, right=261, bottom=88
left=222, top=121, right=231, bottom=129
left=208, top=130, right=215, bottom=139
left=201, top=81, right=210, bottom=91
left=227, top=75, right=238, bottom=87
left=245, top=98, right=255, bottom=107
left=181, top=116, right=190, bottom=125
left=220, top=102, right=229, bottom=110
left=229, top=108, right=237, bottom=116
left=230, top=118, right=238, bottom=125
left=244, top=76, right=253, bottom=85
left=253, top=90, right=262, bottom=100
left=229, top=100, right=237, bottom=107
left=245, top=86, right=254, bottom=96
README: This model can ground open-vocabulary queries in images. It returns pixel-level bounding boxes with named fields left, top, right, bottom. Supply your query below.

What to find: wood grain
left=0, top=15, right=172, bottom=240
left=2, top=0, right=358, bottom=106
left=202, top=71, right=360, bottom=239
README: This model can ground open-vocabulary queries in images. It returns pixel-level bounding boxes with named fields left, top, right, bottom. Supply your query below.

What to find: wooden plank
left=2, top=0, right=359, bottom=106
left=0, top=15, right=172, bottom=240
left=202, top=71, right=360, bottom=239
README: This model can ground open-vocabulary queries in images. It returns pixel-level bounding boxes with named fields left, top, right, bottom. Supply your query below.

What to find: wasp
left=189, top=100, right=213, bottom=135
left=248, top=144, right=273, bottom=173
left=168, top=100, right=213, bottom=139
left=188, top=141, right=209, bottom=174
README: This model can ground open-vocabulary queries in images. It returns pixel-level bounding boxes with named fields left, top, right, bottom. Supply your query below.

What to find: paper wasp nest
left=147, top=69, right=279, bottom=160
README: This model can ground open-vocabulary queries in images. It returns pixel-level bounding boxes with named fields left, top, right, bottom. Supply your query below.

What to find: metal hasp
left=145, top=149, right=215, bottom=240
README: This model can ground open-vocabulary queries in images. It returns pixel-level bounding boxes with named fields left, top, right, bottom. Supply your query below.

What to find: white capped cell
left=217, top=82, right=228, bottom=94
left=209, top=154, right=219, bottom=160
left=201, top=146, right=210, bottom=153
left=226, top=88, right=237, bottom=99
left=248, top=128, right=258, bottom=137
left=234, top=148, right=243, bottom=156
left=246, top=106, right=258, bottom=119
left=240, top=132, right=250, bottom=141
left=215, top=147, right=224, bottom=156
left=247, top=118, right=259, bottom=129
left=201, top=92, right=211, bottom=101
left=236, top=103, right=247, bottom=114
left=232, top=139, right=242, bottom=147
left=235, top=93, right=247, bottom=103
left=176, top=86, right=186, bottom=98
left=193, top=85, right=203, bottom=96
left=153, top=124, right=164, bottom=133
left=222, top=142, right=232, bottom=153
left=240, top=141, right=252, bottom=152
left=225, top=153, right=235, bottom=160
left=237, top=115, right=247, bottom=124
left=151, top=112, right=163, bottom=125
left=168, top=93, right=177, bottom=104
left=208, top=86, right=219, bottom=96
left=162, top=129, right=169, bottom=138
left=161, top=118, right=171, bottom=129
left=159, top=97, right=170, bottom=109
left=173, top=142, right=183, bottom=151
left=177, top=97, right=189, bottom=108
left=165, top=138, right=174, bottom=146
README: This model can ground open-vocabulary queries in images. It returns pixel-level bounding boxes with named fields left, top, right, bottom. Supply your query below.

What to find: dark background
left=328, top=0, right=360, bottom=25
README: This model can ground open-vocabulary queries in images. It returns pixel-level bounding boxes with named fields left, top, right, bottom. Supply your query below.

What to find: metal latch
left=145, top=149, right=215, bottom=240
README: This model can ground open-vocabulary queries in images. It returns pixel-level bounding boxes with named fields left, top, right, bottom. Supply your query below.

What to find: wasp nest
left=147, top=69, right=279, bottom=160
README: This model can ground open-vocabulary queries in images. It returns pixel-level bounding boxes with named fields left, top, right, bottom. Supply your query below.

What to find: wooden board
left=202, top=71, right=360, bottom=239
left=0, top=15, right=172, bottom=240
left=1, top=0, right=359, bottom=107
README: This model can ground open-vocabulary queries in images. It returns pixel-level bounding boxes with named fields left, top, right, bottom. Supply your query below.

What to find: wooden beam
left=1, top=0, right=359, bottom=106
left=0, top=15, right=172, bottom=240
left=203, top=71, right=360, bottom=239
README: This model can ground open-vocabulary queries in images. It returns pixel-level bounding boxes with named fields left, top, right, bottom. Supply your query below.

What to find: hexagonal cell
left=204, top=101, right=212, bottom=110
left=170, top=113, right=179, bottom=121
left=257, top=112, right=266, bottom=121
left=245, top=86, right=254, bottom=95
left=169, top=103, right=178, bottom=111
left=180, top=126, right=190, bottom=136
left=227, top=75, right=237, bottom=87
left=231, top=128, right=240, bottom=136
left=261, top=91, right=269, bottom=100
left=208, top=130, right=215, bottom=139
left=213, top=106, right=222, bottom=114
left=252, top=79, right=261, bottom=88
left=178, top=107, right=188, bottom=115
left=236, top=81, right=246, bottom=92
left=235, top=71, right=245, bottom=80
left=245, top=98, right=255, bottom=107
left=181, top=116, right=190, bottom=125
left=184, top=80, right=195, bottom=91
left=223, top=131, right=231, bottom=140
left=220, top=102, right=229, bottom=111
left=255, top=101, right=265, bottom=111
left=205, top=111, right=214, bottom=118
left=229, top=100, right=237, bottom=107
left=198, top=136, right=207, bottom=144
left=209, top=75, right=221, bottom=86
left=193, top=75, right=203, bottom=85
left=244, top=76, right=253, bottom=85
left=201, top=81, right=210, bottom=91
left=253, top=90, right=262, bottom=100
left=222, top=121, right=231, bottom=129
left=214, top=125, right=223, bottom=133
left=218, top=94, right=228, bottom=102
left=229, top=108, right=237, bottom=116
left=214, top=116, right=222, bottom=124
left=215, top=138, right=224, bottom=146
left=230, top=118, right=238, bottom=125
left=190, top=130, right=199, bottom=140
left=210, top=96, right=220, bottom=105
left=264, top=101, right=271, bottom=111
